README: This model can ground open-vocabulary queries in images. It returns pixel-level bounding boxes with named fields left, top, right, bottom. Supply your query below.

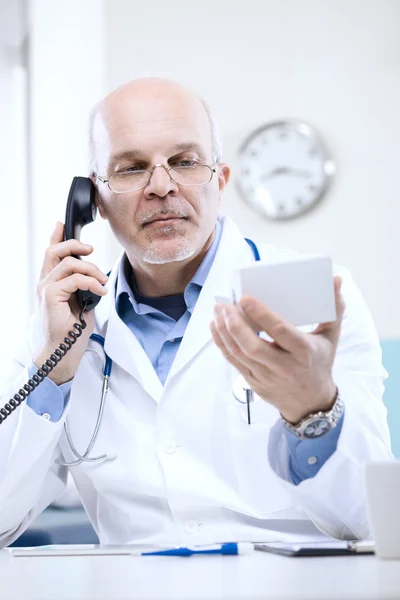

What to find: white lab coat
left=0, top=217, right=394, bottom=547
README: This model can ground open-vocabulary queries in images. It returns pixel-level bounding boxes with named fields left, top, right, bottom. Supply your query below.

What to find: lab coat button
left=41, top=413, right=51, bottom=421
left=184, top=520, right=199, bottom=534
left=163, top=441, right=177, bottom=454
left=307, top=456, right=318, bottom=465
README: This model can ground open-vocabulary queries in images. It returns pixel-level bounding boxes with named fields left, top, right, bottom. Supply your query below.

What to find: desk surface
left=1, top=550, right=400, bottom=599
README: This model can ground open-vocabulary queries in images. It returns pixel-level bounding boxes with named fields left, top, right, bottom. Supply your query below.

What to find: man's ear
left=217, top=163, right=230, bottom=193
left=89, top=174, right=108, bottom=220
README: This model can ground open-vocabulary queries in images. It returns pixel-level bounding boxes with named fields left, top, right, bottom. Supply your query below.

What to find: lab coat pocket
left=226, top=394, right=296, bottom=518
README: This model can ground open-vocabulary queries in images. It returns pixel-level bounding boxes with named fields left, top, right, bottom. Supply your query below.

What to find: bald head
left=88, top=78, right=222, bottom=175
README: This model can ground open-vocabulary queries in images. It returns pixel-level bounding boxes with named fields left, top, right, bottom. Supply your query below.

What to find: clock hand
left=263, top=167, right=311, bottom=181
left=262, top=166, right=290, bottom=181
left=289, top=168, right=311, bottom=178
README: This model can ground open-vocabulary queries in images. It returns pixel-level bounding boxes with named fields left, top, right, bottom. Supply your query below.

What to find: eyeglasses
left=95, top=163, right=217, bottom=194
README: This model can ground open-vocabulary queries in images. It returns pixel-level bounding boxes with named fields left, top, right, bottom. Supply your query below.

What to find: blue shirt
left=26, top=219, right=343, bottom=483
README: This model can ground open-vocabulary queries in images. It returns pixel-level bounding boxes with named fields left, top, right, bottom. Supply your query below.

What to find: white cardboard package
left=233, top=255, right=336, bottom=327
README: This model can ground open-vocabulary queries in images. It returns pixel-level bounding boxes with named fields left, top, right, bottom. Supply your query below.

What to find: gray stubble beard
left=142, top=228, right=196, bottom=265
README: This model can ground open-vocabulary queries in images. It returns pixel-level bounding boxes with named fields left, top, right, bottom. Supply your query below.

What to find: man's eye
left=174, top=159, right=198, bottom=168
left=120, top=165, right=145, bottom=174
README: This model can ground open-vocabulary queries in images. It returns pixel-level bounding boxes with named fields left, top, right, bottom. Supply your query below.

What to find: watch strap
left=281, top=388, right=344, bottom=439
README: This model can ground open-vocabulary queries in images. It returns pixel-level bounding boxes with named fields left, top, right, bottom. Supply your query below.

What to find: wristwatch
left=280, top=389, right=344, bottom=440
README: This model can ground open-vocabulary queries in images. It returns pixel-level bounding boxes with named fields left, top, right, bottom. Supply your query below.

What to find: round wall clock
left=236, top=121, right=335, bottom=221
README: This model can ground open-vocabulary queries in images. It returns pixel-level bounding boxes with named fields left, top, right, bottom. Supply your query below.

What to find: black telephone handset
left=65, top=176, right=101, bottom=312
left=0, top=177, right=103, bottom=425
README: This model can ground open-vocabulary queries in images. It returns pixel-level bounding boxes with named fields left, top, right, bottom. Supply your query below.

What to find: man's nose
left=144, top=164, right=178, bottom=198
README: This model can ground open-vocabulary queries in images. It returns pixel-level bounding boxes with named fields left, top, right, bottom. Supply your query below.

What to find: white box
left=233, top=255, right=336, bottom=327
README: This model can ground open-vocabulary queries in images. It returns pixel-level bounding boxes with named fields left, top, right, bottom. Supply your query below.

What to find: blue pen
left=142, top=542, right=254, bottom=557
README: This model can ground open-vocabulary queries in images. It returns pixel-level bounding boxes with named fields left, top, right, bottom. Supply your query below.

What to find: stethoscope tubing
left=56, top=335, right=113, bottom=467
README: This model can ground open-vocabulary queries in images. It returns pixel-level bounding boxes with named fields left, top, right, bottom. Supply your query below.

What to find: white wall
left=0, top=0, right=30, bottom=377
left=28, top=0, right=108, bottom=287
left=0, top=0, right=108, bottom=381
left=105, top=0, right=399, bottom=339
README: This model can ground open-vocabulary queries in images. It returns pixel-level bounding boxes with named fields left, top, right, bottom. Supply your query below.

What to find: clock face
left=236, top=121, right=335, bottom=221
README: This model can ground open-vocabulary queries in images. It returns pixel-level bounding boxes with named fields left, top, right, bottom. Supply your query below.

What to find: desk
left=1, top=550, right=400, bottom=599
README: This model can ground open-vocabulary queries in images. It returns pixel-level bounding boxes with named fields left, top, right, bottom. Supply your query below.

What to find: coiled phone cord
left=0, top=303, right=88, bottom=425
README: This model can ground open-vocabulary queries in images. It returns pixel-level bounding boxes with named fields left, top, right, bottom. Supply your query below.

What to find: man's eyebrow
left=108, top=149, right=144, bottom=169
left=109, top=143, right=205, bottom=168
left=108, top=142, right=204, bottom=169
left=170, top=143, right=205, bottom=155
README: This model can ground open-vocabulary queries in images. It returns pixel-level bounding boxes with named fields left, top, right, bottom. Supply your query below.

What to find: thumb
left=313, top=276, right=345, bottom=340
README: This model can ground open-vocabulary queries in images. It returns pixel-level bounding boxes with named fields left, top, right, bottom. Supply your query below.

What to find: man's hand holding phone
left=33, top=222, right=109, bottom=386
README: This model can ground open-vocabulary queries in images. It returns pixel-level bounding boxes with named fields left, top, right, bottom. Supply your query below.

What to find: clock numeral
left=279, top=131, right=289, bottom=140
left=309, top=148, right=318, bottom=157
left=295, top=197, right=304, bottom=206
left=242, top=168, right=250, bottom=177
left=308, top=184, right=317, bottom=192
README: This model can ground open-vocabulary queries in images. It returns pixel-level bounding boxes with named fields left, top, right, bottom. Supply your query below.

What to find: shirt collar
left=190, top=217, right=222, bottom=288
left=115, top=217, right=223, bottom=314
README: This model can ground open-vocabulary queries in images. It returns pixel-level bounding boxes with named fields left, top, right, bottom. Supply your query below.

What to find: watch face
left=303, top=418, right=332, bottom=439
left=236, top=121, right=335, bottom=221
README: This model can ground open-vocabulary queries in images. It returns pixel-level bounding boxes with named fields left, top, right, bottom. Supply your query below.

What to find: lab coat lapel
left=165, top=217, right=255, bottom=384
left=94, top=254, right=163, bottom=403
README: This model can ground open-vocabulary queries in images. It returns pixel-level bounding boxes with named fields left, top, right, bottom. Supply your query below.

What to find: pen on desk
left=9, top=542, right=254, bottom=558
left=142, top=542, right=254, bottom=557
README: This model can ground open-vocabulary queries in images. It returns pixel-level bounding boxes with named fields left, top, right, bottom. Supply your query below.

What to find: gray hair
left=87, top=94, right=223, bottom=174
left=200, top=97, right=223, bottom=164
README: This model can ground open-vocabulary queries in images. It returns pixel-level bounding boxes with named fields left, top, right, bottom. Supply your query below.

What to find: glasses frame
left=94, top=163, right=218, bottom=194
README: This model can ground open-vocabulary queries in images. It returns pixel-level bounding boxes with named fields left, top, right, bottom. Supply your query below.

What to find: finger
left=239, top=296, right=310, bottom=354
left=49, top=221, right=64, bottom=246
left=210, top=320, right=255, bottom=382
left=213, top=304, right=277, bottom=371
left=313, top=276, right=345, bottom=340
left=40, top=256, right=108, bottom=287
left=46, top=274, right=108, bottom=303
left=40, top=239, right=94, bottom=281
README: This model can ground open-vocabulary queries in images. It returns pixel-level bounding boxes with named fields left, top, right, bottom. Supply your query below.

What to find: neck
left=127, top=232, right=215, bottom=297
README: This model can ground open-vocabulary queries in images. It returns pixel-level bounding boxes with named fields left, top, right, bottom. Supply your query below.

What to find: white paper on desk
left=248, top=525, right=336, bottom=545
left=8, top=544, right=163, bottom=557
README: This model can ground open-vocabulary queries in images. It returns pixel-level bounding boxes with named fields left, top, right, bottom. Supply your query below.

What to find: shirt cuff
left=25, top=361, right=72, bottom=422
left=282, top=411, right=345, bottom=485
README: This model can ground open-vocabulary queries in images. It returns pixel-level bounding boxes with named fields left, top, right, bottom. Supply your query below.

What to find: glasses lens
left=170, top=165, right=212, bottom=186
left=109, top=171, right=149, bottom=193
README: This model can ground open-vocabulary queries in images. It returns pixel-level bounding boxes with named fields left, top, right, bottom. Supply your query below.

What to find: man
left=0, top=78, right=393, bottom=547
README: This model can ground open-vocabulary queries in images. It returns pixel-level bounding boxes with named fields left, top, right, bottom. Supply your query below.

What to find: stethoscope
left=57, top=334, right=113, bottom=467
left=231, top=239, right=259, bottom=425
left=58, top=238, right=260, bottom=467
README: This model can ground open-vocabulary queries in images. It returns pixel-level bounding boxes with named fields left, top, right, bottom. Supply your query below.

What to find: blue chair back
left=381, top=340, right=400, bottom=458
